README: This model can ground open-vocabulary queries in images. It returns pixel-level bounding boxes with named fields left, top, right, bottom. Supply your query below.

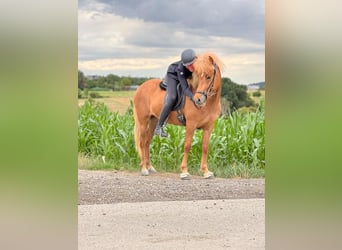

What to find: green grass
left=93, top=90, right=134, bottom=98
left=78, top=99, right=265, bottom=178
left=248, top=90, right=265, bottom=105
left=78, top=91, right=134, bottom=114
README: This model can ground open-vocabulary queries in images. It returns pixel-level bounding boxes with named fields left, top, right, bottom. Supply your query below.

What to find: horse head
left=192, top=52, right=224, bottom=107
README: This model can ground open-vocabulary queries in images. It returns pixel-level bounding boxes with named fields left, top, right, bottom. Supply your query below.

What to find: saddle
left=159, top=81, right=186, bottom=125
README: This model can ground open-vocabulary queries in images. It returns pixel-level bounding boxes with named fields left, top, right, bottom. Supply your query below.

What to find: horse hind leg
left=140, top=116, right=158, bottom=176
left=134, top=110, right=147, bottom=175
left=138, top=122, right=150, bottom=176
left=145, top=116, right=158, bottom=174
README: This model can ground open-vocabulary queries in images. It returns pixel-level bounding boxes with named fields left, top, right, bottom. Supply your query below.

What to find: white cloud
left=78, top=9, right=148, bottom=59
left=78, top=53, right=264, bottom=84
left=79, top=57, right=178, bottom=71
left=78, top=2, right=265, bottom=84
left=221, top=54, right=265, bottom=84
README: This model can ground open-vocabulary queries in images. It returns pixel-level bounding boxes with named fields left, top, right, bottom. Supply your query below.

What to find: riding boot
left=154, top=101, right=172, bottom=137
left=154, top=125, right=168, bottom=137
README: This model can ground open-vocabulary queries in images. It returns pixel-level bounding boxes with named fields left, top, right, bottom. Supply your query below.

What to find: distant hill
left=247, top=81, right=265, bottom=90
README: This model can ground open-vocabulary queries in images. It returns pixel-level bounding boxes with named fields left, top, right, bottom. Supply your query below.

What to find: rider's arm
left=177, top=69, right=194, bottom=99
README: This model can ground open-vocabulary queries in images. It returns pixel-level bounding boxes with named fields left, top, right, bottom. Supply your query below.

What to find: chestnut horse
left=133, top=52, right=224, bottom=179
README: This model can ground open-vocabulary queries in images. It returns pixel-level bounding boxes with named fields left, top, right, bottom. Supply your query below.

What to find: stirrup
left=154, top=126, right=168, bottom=137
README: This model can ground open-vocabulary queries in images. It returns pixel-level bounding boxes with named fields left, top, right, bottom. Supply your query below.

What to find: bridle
left=194, top=62, right=217, bottom=107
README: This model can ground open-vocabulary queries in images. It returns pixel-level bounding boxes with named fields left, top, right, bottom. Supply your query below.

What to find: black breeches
left=158, top=80, right=178, bottom=126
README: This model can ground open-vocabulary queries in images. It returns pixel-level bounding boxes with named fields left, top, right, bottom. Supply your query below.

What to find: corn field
left=78, top=99, right=265, bottom=177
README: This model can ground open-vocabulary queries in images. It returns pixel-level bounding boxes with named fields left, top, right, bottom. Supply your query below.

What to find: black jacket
left=165, top=61, right=193, bottom=99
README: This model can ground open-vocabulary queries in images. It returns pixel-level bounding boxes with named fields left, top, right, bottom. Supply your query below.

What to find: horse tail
left=133, top=102, right=142, bottom=158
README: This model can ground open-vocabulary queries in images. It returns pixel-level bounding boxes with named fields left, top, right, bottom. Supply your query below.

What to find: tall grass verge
left=78, top=99, right=265, bottom=178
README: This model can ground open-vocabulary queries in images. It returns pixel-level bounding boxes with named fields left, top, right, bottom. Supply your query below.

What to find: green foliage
left=237, top=106, right=257, bottom=113
left=88, top=92, right=102, bottom=98
left=78, top=88, right=88, bottom=99
left=78, top=88, right=82, bottom=98
left=78, top=101, right=139, bottom=167
left=78, top=71, right=151, bottom=91
left=221, top=77, right=255, bottom=113
left=252, top=91, right=262, bottom=97
left=78, top=100, right=265, bottom=177
left=78, top=70, right=86, bottom=89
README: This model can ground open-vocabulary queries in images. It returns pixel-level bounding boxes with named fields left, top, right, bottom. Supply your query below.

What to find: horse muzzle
left=194, top=92, right=207, bottom=107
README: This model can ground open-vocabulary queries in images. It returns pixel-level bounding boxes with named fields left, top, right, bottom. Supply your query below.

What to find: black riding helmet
left=181, top=49, right=196, bottom=66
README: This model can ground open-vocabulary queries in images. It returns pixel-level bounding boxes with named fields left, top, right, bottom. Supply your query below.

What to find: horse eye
left=206, top=75, right=211, bottom=80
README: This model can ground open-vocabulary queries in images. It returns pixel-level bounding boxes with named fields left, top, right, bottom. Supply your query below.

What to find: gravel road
left=78, top=170, right=265, bottom=249
left=78, top=170, right=264, bottom=205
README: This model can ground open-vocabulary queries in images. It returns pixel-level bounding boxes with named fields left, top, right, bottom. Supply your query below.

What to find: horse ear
left=208, top=56, right=217, bottom=70
left=209, top=56, right=214, bottom=64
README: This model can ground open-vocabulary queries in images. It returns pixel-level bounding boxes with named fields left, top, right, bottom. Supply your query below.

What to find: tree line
left=78, top=70, right=148, bottom=91
left=78, top=70, right=257, bottom=112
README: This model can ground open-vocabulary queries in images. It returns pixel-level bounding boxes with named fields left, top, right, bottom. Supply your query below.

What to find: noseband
left=194, top=62, right=217, bottom=107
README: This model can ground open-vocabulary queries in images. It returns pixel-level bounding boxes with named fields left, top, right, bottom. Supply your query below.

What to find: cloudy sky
left=78, top=0, right=264, bottom=85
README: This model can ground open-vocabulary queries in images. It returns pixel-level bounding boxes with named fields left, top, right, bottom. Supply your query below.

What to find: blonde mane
left=188, top=51, right=225, bottom=90
left=194, top=51, right=225, bottom=76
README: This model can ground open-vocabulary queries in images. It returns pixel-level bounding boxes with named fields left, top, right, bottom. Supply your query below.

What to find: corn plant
left=78, top=101, right=138, bottom=168
left=78, top=99, right=265, bottom=177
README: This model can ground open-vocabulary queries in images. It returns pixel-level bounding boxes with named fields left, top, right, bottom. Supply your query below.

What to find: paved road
left=78, top=198, right=265, bottom=250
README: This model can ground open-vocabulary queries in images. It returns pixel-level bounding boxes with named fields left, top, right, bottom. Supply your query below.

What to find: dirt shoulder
left=78, top=170, right=265, bottom=205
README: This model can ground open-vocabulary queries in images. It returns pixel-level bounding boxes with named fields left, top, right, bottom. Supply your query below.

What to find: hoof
left=141, top=169, right=149, bottom=176
left=180, top=172, right=191, bottom=180
left=148, top=167, right=157, bottom=174
left=203, top=171, right=214, bottom=179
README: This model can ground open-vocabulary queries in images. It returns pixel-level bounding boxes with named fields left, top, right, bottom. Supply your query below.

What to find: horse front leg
left=180, top=126, right=196, bottom=180
left=201, top=128, right=215, bottom=179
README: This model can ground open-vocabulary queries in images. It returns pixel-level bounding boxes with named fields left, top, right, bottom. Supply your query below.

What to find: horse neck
left=211, top=76, right=222, bottom=102
left=213, top=87, right=221, bottom=104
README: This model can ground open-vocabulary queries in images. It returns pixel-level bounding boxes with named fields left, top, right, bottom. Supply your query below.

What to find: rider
left=154, top=49, right=197, bottom=137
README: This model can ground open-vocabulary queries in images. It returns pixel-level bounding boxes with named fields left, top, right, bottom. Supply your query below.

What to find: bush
left=221, top=78, right=256, bottom=113
left=89, top=92, right=102, bottom=98
left=252, top=91, right=262, bottom=97
left=78, top=88, right=88, bottom=99
left=78, top=88, right=82, bottom=98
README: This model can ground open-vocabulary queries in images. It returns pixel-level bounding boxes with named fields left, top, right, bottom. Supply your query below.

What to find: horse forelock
left=193, top=51, right=225, bottom=77
left=189, top=52, right=224, bottom=90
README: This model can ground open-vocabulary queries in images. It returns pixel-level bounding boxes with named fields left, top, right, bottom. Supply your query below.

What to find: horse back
left=133, top=78, right=184, bottom=126
left=133, top=79, right=165, bottom=117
